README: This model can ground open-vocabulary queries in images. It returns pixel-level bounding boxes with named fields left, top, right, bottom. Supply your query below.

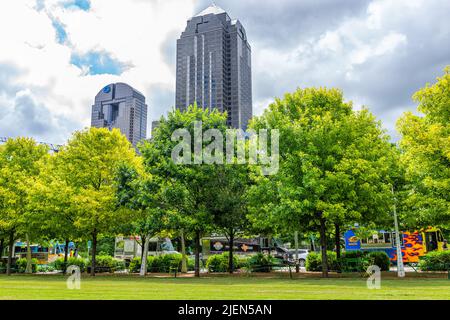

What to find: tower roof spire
left=194, top=3, right=226, bottom=17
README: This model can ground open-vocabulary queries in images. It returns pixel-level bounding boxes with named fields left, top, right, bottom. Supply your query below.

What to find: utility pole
left=392, top=186, right=405, bottom=278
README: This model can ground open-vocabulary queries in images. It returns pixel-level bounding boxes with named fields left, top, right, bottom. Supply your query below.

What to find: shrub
left=419, top=251, right=450, bottom=271
left=187, top=256, right=195, bottom=271
left=67, top=257, right=87, bottom=272
left=342, top=250, right=365, bottom=259
left=247, top=253, right=277, bottom=272
left=128, top=256, right=155, bottom=273
left=16, top=258, right=38, bottom=273
left=85, top=255, right=124, bottom=273
left=129, top=257, right=141, bottom=273
left=129, top=254, right=183, bottom=273
left=52, top=257, right=87, bottom=272
left=51, top=258, right=63, bottom=271
left=366, top=251, right=390, bottom=271
left=114, top=259, right=126, bottom=271
left=338, top=250, right=390, bottom=272
left=93, top=255, right=115, bottom=269
left=150, top=253, right=182, bottom=273
left=37, top=265, right=55, bottom=273
left=236, top=255, right=250, bottom=269
left=306, top=251, right=339, bottom=272
left=206, top=252, right=239, bottom=273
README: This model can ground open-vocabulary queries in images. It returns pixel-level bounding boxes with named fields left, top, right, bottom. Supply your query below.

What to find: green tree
left=204, top=164, right=251, bottom=273
left=27, top=151, right=81, bottom=273
left=0, top=138, right=48, bottom=275
left=56, top=127, right=141, bottom=276
left=140, top=105, right=227, bottom=277
left=116, top=164, right=167, bottom=275
left=397, top=67, right=450, bottom=228
left=249, top=88, right=397, bottom=277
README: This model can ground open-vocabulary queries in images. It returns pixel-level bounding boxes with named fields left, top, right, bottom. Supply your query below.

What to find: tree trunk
left=295, top=231, right=299, bottom=273
left=319, top=217, right=329, bottom=278
left=140, top=235, right=150, bottom=276
left=7, top=230, right=15, bottom=276
left=140, top=235, right=146, bottom=262
left=335, top=223, right=341, bottom=273
left=310, top=237, right=315, bottom=252
left=90, top=230, right=97, bottom=277
left=228, top=230, right=234, bottom=274
left=194, top=231, right=200, bottom=277
left=25, top=234, right=32, bottom=274
left=335, top=223, right=341, bottom=259
left=268, top=235, right=272, bottom=255
left=0, top=238, right=5, bottom=259
left=180, top=229, right=187, bottom=273
left=63, top=239, right=69, bottom=274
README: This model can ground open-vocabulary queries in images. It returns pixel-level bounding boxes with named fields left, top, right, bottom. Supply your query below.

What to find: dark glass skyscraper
left=91, top=83, right=148, bottom=147
left=175, top=4, right=252, bottom=129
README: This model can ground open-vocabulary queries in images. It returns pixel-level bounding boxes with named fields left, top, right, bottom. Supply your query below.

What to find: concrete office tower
left=175, top=4, right=252, bottom=129
left=91, top=83, right=148, bottom=147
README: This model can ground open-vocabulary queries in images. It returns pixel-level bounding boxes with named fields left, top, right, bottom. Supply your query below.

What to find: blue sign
left=102, top=85, right=111, bottom=93
left=344, top=230, right=361, bottom=250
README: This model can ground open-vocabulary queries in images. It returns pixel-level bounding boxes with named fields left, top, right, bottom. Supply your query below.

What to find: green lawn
left=1, top=275, right=450, bottom=300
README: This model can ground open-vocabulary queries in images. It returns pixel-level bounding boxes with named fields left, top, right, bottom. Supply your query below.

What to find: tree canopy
left=248, top=87, right=398, bottom=276
left=397, top=67, right=450, bottom=229
left=55, top=127, right=142, bottom=276
left=0, top=138, right=48, bottom=274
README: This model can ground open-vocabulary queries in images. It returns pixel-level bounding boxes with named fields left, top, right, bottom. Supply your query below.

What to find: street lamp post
left=392, top=186, right=405, bottom=278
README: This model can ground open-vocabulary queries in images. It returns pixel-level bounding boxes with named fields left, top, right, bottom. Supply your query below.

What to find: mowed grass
left=1, top=275, right=450, bottom=300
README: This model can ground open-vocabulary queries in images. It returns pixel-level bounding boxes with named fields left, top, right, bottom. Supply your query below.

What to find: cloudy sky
left=0, top=0, right=449, bottom=144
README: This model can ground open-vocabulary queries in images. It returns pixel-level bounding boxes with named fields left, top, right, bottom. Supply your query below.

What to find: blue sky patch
left=51, top=19, right=68, bottom=44
left=34, top=0, right=45, bottom=11
left=70, top=51, right=130, bottom=75
left=63, top=0, right=91, bottom=11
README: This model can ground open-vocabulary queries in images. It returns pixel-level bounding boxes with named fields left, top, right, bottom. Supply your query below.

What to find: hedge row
left=50, top=256, right=125, bottom=273
left=5, top=251, right=449, bottom=274
left=305, top=250, right=391, bottom=272
left=127, top=252, right=281, bottom=274
left=206, top=252, right=279, bottom=273
left=0, top=258, right=39, bottom=274
left=419, top=251, right=450, bottom=271
left=129, top=253, right=195, bottom=273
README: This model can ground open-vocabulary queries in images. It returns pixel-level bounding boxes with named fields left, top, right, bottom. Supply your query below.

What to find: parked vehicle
left=203, top=236, right=306, bottom=264
left=13, top=243, right=49, bottom=264
left=344, top=227, right=445, bottom=263
left=287, top=249, right=309, bottom=267
left=114, top=236, right=177, bottom=262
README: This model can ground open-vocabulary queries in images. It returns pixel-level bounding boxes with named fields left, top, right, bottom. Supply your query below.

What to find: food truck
left=344, top=227, right=445, bottom=263
left=114, top=236, right=177, bottom=262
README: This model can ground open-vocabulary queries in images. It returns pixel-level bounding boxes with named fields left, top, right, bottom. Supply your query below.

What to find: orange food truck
left=344, top=227, right=445, bottom=263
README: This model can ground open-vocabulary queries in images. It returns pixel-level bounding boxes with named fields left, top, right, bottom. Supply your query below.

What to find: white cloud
left=250, top=0, right=448, bottom=140
left=0, top=0, right=195, bottom=144
left=0, top=0, right=448, bottom=143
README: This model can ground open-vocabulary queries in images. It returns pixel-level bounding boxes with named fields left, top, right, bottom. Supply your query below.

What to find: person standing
left=429, top=239, right=437, bottom=251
